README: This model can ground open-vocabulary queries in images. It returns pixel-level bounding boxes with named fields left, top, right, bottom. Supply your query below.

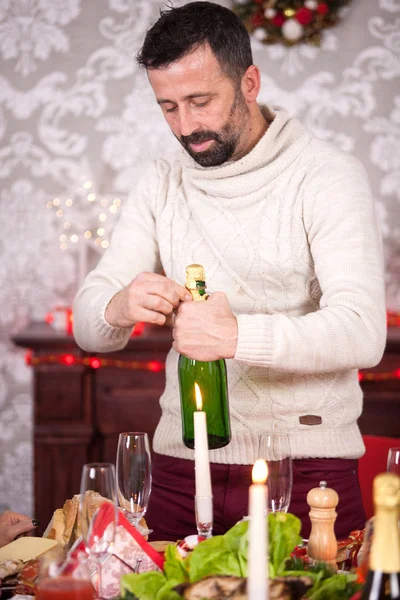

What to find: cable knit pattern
left=73, top=105, right=387, bottom=465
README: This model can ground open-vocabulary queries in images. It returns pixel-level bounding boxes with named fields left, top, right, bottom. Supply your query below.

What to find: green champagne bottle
left=361, top=472, right=400, bottom=600
left=178, top=264, right=231, bottom=450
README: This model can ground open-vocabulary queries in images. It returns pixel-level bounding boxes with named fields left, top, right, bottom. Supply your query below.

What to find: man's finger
left=9, top=519, right=37, bottom=539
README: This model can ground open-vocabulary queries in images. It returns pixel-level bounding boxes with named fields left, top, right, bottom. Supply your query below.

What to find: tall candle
left=194, top=383, right=212, bottom=524
left=248, top=459, right=269, bottom=600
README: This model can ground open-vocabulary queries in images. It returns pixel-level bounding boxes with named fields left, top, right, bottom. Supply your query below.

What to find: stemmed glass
left=116, top=432, right=152, bottom=535
left=79, top=463, right=117, bottom=599
left=36, top=547, right=94, bottom=600
left=258, top=433, right=293, bottom=514
left=387, top=447, right=400, bottom=475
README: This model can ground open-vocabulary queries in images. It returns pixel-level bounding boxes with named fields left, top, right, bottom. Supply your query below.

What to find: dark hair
left=136, top=1, right=253, bottom=85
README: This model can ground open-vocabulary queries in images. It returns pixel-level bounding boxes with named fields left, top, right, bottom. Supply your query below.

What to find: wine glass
left=258, top=433, right=293, bottom=514
left=116, top=432, right=152, bottom=535
left=387, top=447, right=400, bottom=475
left=79, top=463, right=117, bottom=599
left=36, top=547, right=94, bottom=600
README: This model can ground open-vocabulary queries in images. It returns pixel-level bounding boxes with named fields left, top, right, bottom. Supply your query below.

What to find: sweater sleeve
left=73, top=162, right=163, bottom=353
left=234, top=152, right=387, bottom=373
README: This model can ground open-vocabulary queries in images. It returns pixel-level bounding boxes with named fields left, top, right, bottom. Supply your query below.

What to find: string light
left=387, top=311, right=400, bottom=327
left=25, top=348, right=398, bottom=380
left=25, top=352, right=164, bottom=372
left=48, top=169, right=123, bottom=251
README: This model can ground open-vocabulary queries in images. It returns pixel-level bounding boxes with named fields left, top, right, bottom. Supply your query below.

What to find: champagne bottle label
left=178, top=264, right=231, bottom=450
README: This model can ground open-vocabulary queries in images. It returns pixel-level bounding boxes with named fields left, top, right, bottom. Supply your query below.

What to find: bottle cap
left=185, top=264, right=207, bottom=301
left=373, top=472, right=400, bottom=510
left=186, top=264, right=206, bottom=287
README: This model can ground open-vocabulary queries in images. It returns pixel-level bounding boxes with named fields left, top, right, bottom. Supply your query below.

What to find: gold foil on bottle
left=185, top=264, right=208, bottom=301
left=373, top=472, right=400, bottom=510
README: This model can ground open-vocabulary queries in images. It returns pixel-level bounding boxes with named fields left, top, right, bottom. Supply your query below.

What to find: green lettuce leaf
left=223, top=519, right=248, bottom=553
left=307, top=573, right=360, bottom=599
left=268, top=512, right=302, bottom=577
left=189, top=534, right=242, bottom=581
left=163, top=544, right=190, bottom=583
left=155, top=578, right=183, bottom=600
left=121, top=572, right=167, bottom=600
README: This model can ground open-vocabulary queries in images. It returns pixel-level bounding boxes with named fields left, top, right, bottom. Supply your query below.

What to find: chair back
left=359, top=434, right=400, bottom=520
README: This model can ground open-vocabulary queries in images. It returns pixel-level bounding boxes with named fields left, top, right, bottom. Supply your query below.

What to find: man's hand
left=0, top=511, right=38, bottom=548
left=173, top=292, right=238, bottom=361
left=105, top=272, right=191, bottom=329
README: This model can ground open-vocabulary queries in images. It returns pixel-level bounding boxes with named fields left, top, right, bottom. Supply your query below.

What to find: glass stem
left=97, top=558, right=103, bottom=599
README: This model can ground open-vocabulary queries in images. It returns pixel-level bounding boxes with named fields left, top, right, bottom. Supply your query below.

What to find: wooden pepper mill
left=307, top=480, right=338, bottom=569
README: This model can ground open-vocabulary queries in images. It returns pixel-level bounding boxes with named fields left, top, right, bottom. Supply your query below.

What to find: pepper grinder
left=307, top=480, right=338, bottom=569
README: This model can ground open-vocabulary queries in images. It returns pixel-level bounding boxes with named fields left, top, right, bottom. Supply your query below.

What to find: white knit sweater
left=73, top=105, right=387, bottom=464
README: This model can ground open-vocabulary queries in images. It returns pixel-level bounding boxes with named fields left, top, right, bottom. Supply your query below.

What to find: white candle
left=248, top=459, right=269, bottom=600
left=194, top=383, right=212, bottom=524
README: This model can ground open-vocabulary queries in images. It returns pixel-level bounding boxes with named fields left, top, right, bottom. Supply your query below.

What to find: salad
left=117, top=513, right=361, bottom=600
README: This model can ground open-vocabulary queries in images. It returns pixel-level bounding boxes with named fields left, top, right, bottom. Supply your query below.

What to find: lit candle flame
left=252, top=459, right=268, bottom=484
left=194, top=382, right=203, bottom=411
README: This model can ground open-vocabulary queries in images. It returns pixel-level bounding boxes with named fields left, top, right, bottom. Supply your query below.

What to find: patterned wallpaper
left=0, top=0, right=399, bottom=516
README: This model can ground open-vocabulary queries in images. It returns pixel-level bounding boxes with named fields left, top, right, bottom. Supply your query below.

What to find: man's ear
left=241, top=65, right=261, bottom=102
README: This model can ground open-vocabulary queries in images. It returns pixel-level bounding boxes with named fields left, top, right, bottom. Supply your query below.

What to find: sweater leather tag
left=299, top=415, right=322, bottom=425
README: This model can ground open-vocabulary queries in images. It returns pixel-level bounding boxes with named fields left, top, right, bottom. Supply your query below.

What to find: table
left=12, top=322, right=400, bottom=535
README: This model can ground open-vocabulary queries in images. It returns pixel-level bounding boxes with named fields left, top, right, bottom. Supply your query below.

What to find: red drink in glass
left=36, top=577, right=94, bottom=600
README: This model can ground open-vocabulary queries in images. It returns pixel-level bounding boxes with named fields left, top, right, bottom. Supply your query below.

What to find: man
left=73, top=1, right=386, bottom=541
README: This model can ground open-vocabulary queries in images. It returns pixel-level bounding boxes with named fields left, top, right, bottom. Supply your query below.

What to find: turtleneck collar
left=180, top=105, right=312, bottom=201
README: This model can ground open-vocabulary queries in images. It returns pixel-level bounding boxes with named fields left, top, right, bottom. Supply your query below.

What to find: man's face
left=147, top=44, right=250, bottom=167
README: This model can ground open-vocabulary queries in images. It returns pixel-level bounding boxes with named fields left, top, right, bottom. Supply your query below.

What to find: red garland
left=252, top=10, right=265, bottom=26
left=233, top=0, right=352, bottom=46
left=317, top=3, right=329, bottom=14
left=272, top=13, right=286, bottom=27
left=296, top=7, right=314, bottom=25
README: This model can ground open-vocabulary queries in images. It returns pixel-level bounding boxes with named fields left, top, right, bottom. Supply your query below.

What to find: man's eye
left=194, top=100, right=209, bottom=108
left=165, top=106, right=177, bottom=113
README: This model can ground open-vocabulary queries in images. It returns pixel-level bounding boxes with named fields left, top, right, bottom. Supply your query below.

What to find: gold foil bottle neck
left=373, top=472, right=400, bottom=510
left=185, top=264, right=207, bottom=301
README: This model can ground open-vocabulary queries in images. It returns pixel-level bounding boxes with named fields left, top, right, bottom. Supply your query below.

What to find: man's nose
left=178, top=107, right=198, bottom=137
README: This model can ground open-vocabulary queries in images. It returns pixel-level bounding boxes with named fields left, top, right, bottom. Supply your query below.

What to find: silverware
left=133, top=557, right=142, bottom=573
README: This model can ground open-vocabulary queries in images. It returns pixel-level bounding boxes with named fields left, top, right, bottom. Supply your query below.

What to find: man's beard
left=178, top=91, right=249, bottom=167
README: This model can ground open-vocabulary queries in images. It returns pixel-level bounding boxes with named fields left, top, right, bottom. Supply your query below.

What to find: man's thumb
left=208, top=291, right=225, bottom=303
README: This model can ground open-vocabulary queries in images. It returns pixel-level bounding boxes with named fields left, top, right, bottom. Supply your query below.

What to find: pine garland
left=233, top=0, right=352, bottom=46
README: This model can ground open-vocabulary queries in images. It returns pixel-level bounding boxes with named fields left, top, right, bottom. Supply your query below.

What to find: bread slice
left=43, top=492, right=150, bottom=547
left=42, top=508, right=65, bottom=546
left=62, top=495, right=79, bottom=547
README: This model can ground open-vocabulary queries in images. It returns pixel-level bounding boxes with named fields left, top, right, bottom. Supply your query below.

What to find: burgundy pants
left=146, top=453, right=366, bottom=542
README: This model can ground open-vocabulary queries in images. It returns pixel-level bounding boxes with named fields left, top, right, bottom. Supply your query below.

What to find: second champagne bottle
left=178, top=264, right=231, bottom=450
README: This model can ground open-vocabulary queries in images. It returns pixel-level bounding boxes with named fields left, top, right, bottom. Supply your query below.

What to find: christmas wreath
left=233, top=0, right=352, bottom=46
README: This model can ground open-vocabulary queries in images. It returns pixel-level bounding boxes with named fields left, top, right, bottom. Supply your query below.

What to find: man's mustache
left=181, top=131, right=222, bottom=145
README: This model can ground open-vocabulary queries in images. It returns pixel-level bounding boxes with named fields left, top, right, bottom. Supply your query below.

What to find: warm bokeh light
left=194, top=382, right=203, bottom=411
left=252, top=459, right=268, bottom=484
